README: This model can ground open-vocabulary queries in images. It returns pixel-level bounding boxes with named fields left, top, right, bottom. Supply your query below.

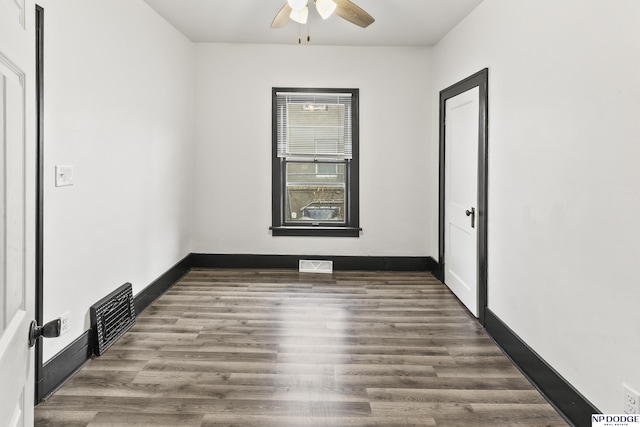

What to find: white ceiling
left=143, top=0, right=483, bottom=47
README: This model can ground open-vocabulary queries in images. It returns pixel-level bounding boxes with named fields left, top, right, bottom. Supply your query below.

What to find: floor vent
left=299, top=259, right=333, bottom=274
left=90, top=282, right=136, bottom=356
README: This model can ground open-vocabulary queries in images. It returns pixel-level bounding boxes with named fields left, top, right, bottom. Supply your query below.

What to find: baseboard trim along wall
left=485, top=309, right=599, bottom=427
left=190, top=253, right=437, bottom=272
left=133, top=254, right=193, bottom=315
left=40, top=330, right=92, bottom=401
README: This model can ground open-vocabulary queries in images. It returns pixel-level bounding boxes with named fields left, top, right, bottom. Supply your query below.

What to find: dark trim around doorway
left=35, top=4, right=46, bottom=404
left=437, top=68, right=489, bottom=325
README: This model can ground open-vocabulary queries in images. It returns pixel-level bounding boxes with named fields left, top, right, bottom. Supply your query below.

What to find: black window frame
left=271, top=87, right=360, bottom=237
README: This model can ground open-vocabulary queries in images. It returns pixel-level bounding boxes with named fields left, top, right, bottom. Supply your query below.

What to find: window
left=271, top=88, right=360, bottom=237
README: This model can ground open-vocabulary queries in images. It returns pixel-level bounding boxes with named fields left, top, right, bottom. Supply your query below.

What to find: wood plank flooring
left=35, top=269, right=569, bottom=426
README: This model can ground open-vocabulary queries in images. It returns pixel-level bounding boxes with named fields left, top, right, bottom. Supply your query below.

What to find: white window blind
left=276, top=92, right=352, bottom=159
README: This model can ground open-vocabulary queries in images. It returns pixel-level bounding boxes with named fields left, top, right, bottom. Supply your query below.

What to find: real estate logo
left=592, top=414, right=640, bottom=426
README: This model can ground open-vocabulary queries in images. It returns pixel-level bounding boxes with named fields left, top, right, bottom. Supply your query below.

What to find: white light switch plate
left=55, top=165, right=74, bottom=187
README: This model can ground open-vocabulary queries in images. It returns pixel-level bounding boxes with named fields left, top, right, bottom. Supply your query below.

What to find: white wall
left=192, top=44, right=432, bottom=257
left=432, top=0, right=640, bottom=413
left=40, top=0, right=194, bottom=361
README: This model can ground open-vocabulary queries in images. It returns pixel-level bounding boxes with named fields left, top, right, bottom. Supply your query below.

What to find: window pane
left=285, top=162, right=345, bottom=223
left=287, top=103, right=346, bottom=158
left=276, top=94, right=353, bottom=160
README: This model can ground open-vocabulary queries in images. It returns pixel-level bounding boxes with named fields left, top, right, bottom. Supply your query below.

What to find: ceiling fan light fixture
left=271, top=0, right=374, bottom=31
left=289, top=6, right=309, bottom=24
left=315, top=0, right=337, bottom=19
left=287, top=0, right=308, bottom=11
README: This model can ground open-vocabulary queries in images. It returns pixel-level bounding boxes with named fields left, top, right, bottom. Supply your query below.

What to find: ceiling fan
left=271, top=0, right=375, bottom=29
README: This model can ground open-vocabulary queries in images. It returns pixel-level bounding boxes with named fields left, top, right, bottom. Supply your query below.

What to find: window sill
left=270, top=226, right=361, bottom=237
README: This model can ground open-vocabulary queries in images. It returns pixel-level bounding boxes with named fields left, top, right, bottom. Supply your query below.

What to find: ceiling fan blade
left=271, top=3, right=293, bottom=29
left=334, top=0, right=375, bottom=28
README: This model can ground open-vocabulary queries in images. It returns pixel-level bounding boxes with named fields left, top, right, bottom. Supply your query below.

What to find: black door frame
left=35, top=4, right=45, bottom=403
left=437, top=68, right=489, bottom=325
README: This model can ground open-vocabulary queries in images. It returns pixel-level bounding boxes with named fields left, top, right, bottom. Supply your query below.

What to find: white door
left=0, top=0, right=36, bottom=426
left=444, top=87, right=479, bottom=316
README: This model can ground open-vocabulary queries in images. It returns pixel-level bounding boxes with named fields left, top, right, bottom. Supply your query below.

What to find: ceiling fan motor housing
left=287, top=0, right=308, bottom=11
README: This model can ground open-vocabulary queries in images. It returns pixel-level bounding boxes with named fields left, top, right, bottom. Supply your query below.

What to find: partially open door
left=444, top=87, right=480, bottom=316
left=0, top=1, right=36, bottom=425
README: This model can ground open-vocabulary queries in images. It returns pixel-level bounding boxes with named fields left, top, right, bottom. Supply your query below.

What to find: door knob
left=465, top=207, right=476, bottom=228
left=28, top=318, right=61, bottom=348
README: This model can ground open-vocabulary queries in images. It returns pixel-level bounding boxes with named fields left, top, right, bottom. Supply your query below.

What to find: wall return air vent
left=89, top=282, right=136, bottom=356
left=299, top=259, right=333, bottom=274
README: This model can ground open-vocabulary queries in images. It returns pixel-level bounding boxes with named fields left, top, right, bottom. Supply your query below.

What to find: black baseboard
left=191, top=253, right=437, bottom=272
left=424, top=256, right=438, bottom=272
left=485, top=309, right=599, bottom=427
left=39, top=330, right=92, bottom=401
left=133, top=254, right=193, bottom=315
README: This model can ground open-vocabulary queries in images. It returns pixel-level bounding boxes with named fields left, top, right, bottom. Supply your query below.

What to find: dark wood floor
left=35, top=269, right=568, bottom=426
